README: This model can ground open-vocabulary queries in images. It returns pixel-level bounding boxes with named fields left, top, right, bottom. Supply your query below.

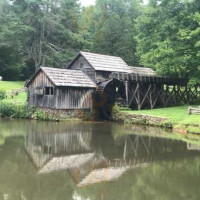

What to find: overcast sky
left=80, top=0, right=148, bottom=7
left=80, top=0, right=96, bottom=7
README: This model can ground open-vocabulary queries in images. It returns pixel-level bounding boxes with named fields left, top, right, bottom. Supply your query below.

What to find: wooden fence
left=188, top=106, right=200, bottom=115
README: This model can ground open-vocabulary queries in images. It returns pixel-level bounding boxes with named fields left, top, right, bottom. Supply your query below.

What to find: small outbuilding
left=26, top=67, right=96, bottom=110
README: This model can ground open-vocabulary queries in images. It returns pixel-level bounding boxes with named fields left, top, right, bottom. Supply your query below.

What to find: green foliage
left=0, top=81, right=24, bottom=93
left=136, top=0, right=200, bottom=81
left=0, top=102, right=56, bottom=121
left=186, top=126, right=200, bottom=134
left=0, top=0, right=199, bottom=82
left=0, top=81, right=26, bottom=104
left=0, top=90, right=6, bottom=100
left=33, top=109, right=56, bottom=121
left=92, top=0, right=141, bottom=65
left=0, top=80, right=54, bottom=120
left=121, top=105, right=200, bottom=126
left=0, top=103, right=32, bottom=118
left=0, top=0, right=87, bottom=80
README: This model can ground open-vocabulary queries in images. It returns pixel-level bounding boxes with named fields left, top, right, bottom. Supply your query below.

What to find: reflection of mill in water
left=25, top=126, right=200, bottom=187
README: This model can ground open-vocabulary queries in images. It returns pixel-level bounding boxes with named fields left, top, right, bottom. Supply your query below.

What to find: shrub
left=0, top=103, right=15, bottom=117
left=33, top=109, right=55, bottom=121
left=0, top=102, right=56, bottom=121
left=0, top=102, right=33, bottom=118
left=0, top=90, right=6, bottom=100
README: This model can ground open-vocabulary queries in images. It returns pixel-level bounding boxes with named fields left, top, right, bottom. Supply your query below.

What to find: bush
left=0, top=102, right=58, bottom=121
left=0, top=102, right=33, bottom=118
left=0, top=90, right=6, bottom=100
left=33, top=109, right=55, bottom=121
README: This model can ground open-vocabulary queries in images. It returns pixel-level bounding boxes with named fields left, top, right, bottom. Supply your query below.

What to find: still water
left=1, top=119, right=200, bottom=200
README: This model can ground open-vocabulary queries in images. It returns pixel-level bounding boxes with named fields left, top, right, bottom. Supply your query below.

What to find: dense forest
left=0, top=0, right=199, bottom=84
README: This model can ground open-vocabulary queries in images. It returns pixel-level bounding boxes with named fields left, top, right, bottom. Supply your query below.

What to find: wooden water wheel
left=93, top=79, right=125, bottom=119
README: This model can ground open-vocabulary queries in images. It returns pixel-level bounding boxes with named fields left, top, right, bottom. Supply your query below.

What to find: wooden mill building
left=26, top=51, right=199, bottom=117
left=26, top=52, right=155, bottom=111
left=67, top=51, right=155, bottom=82
left=26, top=67, right=96, bottom=110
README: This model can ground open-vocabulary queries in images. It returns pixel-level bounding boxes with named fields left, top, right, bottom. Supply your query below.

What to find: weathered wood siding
left=28, top=71, right=56, bottom=108
left=28, top=71, right=94, bottom=109
left=96, top=71, right=111, bottom=82
left=69, top=55, right=96, bottom=82
left=56, top=87, right=94, bottom=109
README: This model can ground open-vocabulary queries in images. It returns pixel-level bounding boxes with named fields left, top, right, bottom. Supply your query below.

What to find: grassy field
left=0, top=81, right=26, bottom=104
left=120, top=105, right=200, bottom=126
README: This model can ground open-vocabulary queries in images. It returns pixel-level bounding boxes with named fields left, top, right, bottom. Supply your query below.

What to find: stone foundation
left=112, top=110, right=200, bottom=134
left=35, top=107, right=94, bottom=120
left=112, top=110, right=170, bottom=127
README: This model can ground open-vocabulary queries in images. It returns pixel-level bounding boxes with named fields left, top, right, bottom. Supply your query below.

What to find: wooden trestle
left=111, top=72, right=200, bottom=110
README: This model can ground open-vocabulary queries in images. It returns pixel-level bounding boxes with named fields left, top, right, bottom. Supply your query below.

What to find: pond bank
left=0, top=81, right=92, bottom=121
left=0, top=102, right=93, bottom=121
left=112, top=105, right=200, bottom=134
left=1, top=101, right=199, bottom=135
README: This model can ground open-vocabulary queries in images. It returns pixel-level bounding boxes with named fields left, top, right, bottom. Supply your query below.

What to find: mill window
left=45, top=87, right=54, bottom=95
left=80, top=63, right=84, bottom=69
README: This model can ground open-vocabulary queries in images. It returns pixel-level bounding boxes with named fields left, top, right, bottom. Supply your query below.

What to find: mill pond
left=1, top=119, right=200, bottom=200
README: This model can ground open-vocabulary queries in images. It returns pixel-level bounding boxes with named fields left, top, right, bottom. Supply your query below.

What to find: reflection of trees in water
left=130, top=158, right=200, bottom=200
left=93, top=130, right=200, bottom=168
left=75, top=158, right=200, bottom=200
left=114, top=134, right=196, bottom=160
left=25, top=123, right=200, bottom=188
left=2, top=120, right=200, bottom=200
left=0, top=136, right=75, bottom=200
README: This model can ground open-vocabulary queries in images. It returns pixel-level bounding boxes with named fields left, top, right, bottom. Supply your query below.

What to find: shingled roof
left=68, top=51, right=133, bottom=73
left=68, top=51, right=156, bottom=75
left=26, top=67, right=96, bottom=88
left=129, top=66, right=156, bottom=76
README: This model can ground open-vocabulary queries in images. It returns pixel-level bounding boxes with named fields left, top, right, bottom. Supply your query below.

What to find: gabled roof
left=38, top=153, right=95, bottom=174
left=68, top=51, right=132, bottom=73
left=77, top=167, right=128, bottom=187
left=129, top=66, right=156, bottom=76
left=26, top=67, right=96, bottom=88
left=67, top=51, right=156, bottom=75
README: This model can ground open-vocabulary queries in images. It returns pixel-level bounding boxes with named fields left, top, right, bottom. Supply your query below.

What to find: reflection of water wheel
left=93, top=79, right=123, bottom=119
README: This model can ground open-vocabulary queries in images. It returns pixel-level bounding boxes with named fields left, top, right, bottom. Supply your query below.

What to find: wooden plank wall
left=28, top=71, right=56, bottom=108
left=28, top=70, right=94, bottom=110
left=56, top=87, right=94, bottom=109
left=68, top=55, right=96, bottom=82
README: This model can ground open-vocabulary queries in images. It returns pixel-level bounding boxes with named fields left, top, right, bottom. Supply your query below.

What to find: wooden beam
left=125, top=81, right=129, bottom=107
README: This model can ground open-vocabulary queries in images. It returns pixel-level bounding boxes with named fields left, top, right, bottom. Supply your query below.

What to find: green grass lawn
left=0, top=81, right=25, bottom=93
left=120, top=105, right=200, bottom=126
left=0, top=81, right=27, bottom=104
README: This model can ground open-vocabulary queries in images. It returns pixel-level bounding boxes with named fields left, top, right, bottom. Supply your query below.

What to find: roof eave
left=67, top=51, right=96, bottom=71
left=25, top=67, right=56, bottom=87
left=56, top=85, right=96, bottom=88
left=25, top=68, right=42, bottom=87
left=66, top=52, right=81, bottom=69
left=40, top=68, right=57, bottom=86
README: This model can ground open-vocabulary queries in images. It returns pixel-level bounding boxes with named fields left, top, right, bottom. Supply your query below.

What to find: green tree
left=0, top=0, right=87, bottom=80
left=136, top=0, right=200, bottom=82
left=92, top=0, right=141, bottom=66
left=79, top=6, right=96, bottom=51
left=0, top=0, right=28, bottom=80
